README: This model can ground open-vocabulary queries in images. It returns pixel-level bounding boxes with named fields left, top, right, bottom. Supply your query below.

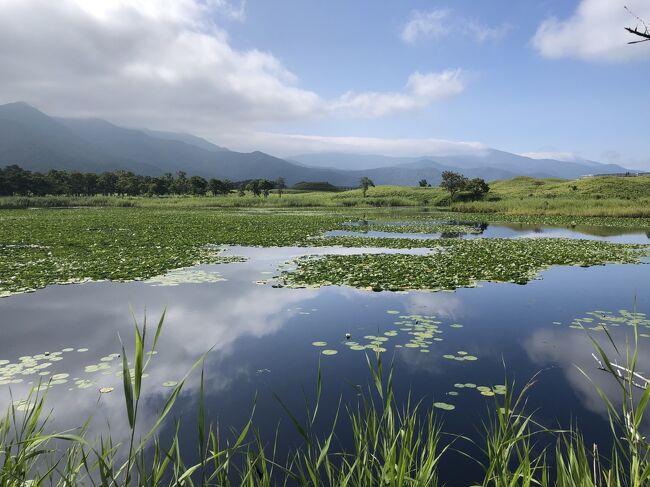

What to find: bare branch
left=625, top=5, right=650, bottom=43
left=625, top=27, right=650, bottom=43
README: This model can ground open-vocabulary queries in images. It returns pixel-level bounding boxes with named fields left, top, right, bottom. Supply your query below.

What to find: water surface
left=1, top=222, right=649, bottom=484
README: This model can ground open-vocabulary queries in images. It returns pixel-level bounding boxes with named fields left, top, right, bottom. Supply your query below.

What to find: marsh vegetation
left=1, top=192, right=650, bottom=485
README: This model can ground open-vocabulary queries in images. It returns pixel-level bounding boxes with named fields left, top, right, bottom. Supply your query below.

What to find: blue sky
left=0, top=0, right=649, bottom=167
left=224, top=0, right=650, bottom=166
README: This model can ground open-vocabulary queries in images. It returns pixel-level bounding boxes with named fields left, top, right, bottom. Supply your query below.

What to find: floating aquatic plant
left=281, top=238, right=648, bottom=292
left=147, top=269, right=226, bottom=287
left=433, top=402, right=456, bottom=411
left=559, top=308, right=650, bottom=333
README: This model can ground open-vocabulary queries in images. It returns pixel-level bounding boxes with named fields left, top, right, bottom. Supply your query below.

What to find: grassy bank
left=0, top=186, right=444, bottom=209
left=450, top=175, right=650, bottom=218
left=2, top=174, right=650, bottom=218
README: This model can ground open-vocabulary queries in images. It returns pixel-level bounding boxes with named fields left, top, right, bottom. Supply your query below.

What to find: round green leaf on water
left=433, top=402, right=456, bottom=411
left=321, top=350, right=338, bottom=356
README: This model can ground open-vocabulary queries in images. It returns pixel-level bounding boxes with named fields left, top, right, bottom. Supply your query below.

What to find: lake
left=1, top=219, right=649, bottom=484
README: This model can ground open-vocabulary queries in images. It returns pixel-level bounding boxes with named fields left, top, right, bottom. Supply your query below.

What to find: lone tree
left=418, top=178, right=431, bottom=187
left=259, top=179, right=273, bottom=198
left=465, top=178, right=490, bottom=199
left=440, top=171, right=468, bottom=199
left=276, top=177, right=286, bottom=198
left=359, top=177, right=375, bottom=197
left=247, top=179, right=261, bottom=197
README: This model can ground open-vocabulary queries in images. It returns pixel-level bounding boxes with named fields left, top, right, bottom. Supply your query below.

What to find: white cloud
left=0, top=0, right=323, bottom=132
left=401, top=8, right=511, bottom=45
left=401, top=9, right=451, bottom=44
left=518, top=151, right=582, bottom=162
left=0, top=0, right=467, bottom=135
left=532, top=0, right=650, bottom=62
left=332, top=70, right=466, bottom=117
left=217, top=131, right=488, bottom=158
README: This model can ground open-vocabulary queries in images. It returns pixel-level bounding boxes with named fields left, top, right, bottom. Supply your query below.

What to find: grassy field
left=0, top=186, right=443, bottom=209
left=2, top=175, right=650, bottom=217
left=449, top=175, right=650, bottom=217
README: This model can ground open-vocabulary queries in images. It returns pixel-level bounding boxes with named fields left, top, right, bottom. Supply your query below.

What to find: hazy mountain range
left=0, top=102, right=629, bottom=186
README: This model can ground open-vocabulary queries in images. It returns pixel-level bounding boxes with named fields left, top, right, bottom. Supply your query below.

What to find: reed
left=2, top=309, right=650, bottom=485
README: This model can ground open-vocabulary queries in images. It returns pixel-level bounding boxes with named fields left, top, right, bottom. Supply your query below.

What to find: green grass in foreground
left=3, top=310, right=650, bottom=485
left=282, top=238, right=649, bottom=291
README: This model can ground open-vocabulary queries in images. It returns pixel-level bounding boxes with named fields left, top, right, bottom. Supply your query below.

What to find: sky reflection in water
left=0, top=222, right=649, bottom=483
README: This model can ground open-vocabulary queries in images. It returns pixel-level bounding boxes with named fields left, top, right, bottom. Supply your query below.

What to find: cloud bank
left=532, top=0, right=650, bottom=62
left=218, top=132, right=488, bottom=158
left=0, top=0, right=466, bottom=136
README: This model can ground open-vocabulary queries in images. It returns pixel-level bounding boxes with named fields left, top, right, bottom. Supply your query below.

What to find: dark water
left=1, top=223, right=649, bottom=484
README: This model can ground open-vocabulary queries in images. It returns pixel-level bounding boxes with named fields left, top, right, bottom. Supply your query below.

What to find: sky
left=0, top=0, right=649, bottom=168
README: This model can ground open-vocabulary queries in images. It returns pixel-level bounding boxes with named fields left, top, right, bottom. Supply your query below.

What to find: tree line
left=0, top=165, right=288, bottom=197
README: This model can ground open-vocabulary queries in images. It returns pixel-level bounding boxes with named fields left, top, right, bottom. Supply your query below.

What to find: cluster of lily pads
left=1, top=348, right=90, bottom=388
left=442, top=351, right=478, bottom=361
left=2, top=206, right=649, bottom=297
left=432, top=383, right=507, bottom=412
left=282, top=238, right=648, bottom=292
left=342, top=219, right=484, bottom=235
left=0, top=208, right=347, bottom=296
left=310, top=313, right=472, bottom=357
left=555, top=309, right=650, bottom=336
left=1, top=348, right=179, bottom=393
left=451, top=382, right=507, bottom=397
left=147, top=269, right=226, bottom=287
left=404, top=211, right=650, bottom=230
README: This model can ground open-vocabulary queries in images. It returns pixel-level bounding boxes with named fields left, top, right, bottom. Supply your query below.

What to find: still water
left=1, top=222, right=649, bottom=484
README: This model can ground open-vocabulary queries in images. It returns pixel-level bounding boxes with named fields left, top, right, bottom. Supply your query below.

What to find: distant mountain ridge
left=0, top=102, right=630, bottom=186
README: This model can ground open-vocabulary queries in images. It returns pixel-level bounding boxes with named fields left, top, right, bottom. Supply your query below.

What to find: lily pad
left=433, top=402, right=456, bottom=411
